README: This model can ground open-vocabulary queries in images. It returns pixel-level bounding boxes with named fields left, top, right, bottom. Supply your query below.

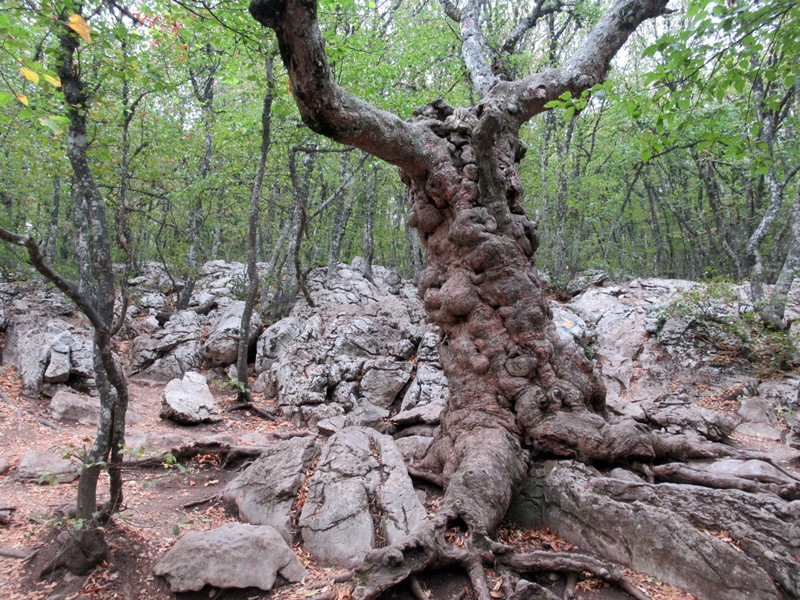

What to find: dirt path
left=0, top=368, right=717, bottom=600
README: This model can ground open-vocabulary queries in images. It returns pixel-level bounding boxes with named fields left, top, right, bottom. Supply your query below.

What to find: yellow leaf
left=67, top=14, right=91, bottom=44
left=20, top=67, right=39, bottom=84
left=14, top=93, right=28, bottom=106
left=43, top=74, right=61, bottom=88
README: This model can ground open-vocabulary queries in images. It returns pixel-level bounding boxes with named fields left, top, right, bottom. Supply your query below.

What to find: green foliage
left=224, top=375, right=249, bottom=395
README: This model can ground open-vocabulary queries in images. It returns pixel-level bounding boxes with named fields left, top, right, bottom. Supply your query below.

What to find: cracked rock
left=299, top=427, right=427, bottom=566
left=223, top=435, right=318, bottom=542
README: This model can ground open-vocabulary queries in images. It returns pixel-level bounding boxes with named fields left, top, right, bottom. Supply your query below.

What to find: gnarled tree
left=249, top=0, right=799, bottom=598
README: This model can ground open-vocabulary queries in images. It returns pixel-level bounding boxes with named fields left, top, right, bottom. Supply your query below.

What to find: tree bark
left=246, top=0, right=782, bottom=597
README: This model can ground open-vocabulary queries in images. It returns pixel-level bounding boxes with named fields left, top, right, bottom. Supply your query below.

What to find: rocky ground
left=0, top=260, right=798, bottom=600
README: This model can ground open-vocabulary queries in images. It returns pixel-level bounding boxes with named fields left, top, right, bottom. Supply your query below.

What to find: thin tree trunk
left=362, top=163, right=377, bottom=281
left=236, top=54, right=274, bottom=403
left=179, top=48, right=218, bottom=309
left=757, top=186, right=800, bottom=330
left=45, top=177, right=60, bottom=265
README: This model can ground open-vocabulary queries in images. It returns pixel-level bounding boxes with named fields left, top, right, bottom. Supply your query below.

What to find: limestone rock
left=360, top=358, right=412, bottom=408
left=203, top=300, right=262, bottom=367
left=130, top=311, right=204, bottom=381
left=299, top=427, right=427, bottom=566
left=48, top=389, right=99, bottom=424
left=255, top=317, right=303, bottom=374
left=154, top=523, right=306, bottom=592
left=124, top=429, right=192, bottom=454
left=159, top=372, right=222, bottom=424
left=16, top=450, right=81, bottom=484
left=43, top=331, right=71, bottom=383
left=223, top=435, right=318, bottom=542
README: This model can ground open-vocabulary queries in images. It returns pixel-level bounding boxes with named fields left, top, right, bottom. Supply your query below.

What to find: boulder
left=299, top=427, right=427, bottom=566
left=360, top=358, right=412, bottom=408
left=15, top=450, right=81, bottom=484
left=734, top=421, right=785, bottom=442
left=203, top=301, right=262, bottom=367
left=159, top=372, right=222, bottom=424
left=48, top=389, right=99, bottom=424
left=124, top=430, right=192, bottom=455
left=154, top=523, right=306, bottom=592
left=130, top=311, right=204, bottom=381
left=43, top=331, right=71, bottom=383
left=223, top=435, right=318, bottom=542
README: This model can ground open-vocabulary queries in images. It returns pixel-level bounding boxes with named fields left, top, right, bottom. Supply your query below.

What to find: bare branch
left=501, top=0, right=563, bottom=56
left=458, top=0, right=498, bottom=96
left=0, top=227, right=105, bottom=331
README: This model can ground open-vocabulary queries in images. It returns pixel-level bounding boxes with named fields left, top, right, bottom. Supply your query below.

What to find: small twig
left=35, top=417, right=60, bottom=430
left=182, top=494, right=220, bottom=509
left=226, top=401, right=276, bottom=421
left=0, top=388, right=23, bottom=418
left=0, top=547, right=38, bottom=560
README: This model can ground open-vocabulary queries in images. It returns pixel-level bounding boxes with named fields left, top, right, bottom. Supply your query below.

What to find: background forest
left=1, top=0, right=798, bottom=305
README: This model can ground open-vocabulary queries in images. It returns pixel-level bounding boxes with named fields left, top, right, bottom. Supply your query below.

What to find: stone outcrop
left=203, top=300, right=262, bottom=367
left=15, top=450, right=81, bottom=484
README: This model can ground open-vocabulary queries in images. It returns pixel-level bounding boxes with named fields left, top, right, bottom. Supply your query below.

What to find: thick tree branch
left=458, top=0, right=498, bottom=96
left=249, top=0, right=445, bottom=177
left=506, top=0, right=668, bottom=126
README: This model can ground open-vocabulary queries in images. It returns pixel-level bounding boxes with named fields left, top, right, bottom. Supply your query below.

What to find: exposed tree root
left=0, top=547, right=36, bottom=560
left=499, top=551, right=650, bottom=600
left=653, top=462, right=800, bottom=499
left=123, top=432, right=314, bottom=469
left=226, top=400, right=276, bottom=421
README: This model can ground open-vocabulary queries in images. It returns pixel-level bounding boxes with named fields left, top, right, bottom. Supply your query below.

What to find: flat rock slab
left=15, top=450, right=81, bottom=484
left=299, top=427, right=427, bottom=567
left=154, top=523, right=306, bottom=592
left=48, top=389, right=99, bottom=424
left=159, top=371, right=222, bottom=424
left=223, top=434, right=318, bottom=542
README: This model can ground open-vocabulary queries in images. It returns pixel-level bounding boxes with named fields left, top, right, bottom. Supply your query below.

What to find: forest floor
left=0, top=364, right=741, bottom=600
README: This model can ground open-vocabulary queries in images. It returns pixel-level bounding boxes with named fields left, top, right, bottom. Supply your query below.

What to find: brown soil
left=0, top=367, right=700, bottom=600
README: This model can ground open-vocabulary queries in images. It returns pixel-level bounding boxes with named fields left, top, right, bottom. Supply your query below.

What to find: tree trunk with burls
left=250, top=1, right=799, bottom=598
